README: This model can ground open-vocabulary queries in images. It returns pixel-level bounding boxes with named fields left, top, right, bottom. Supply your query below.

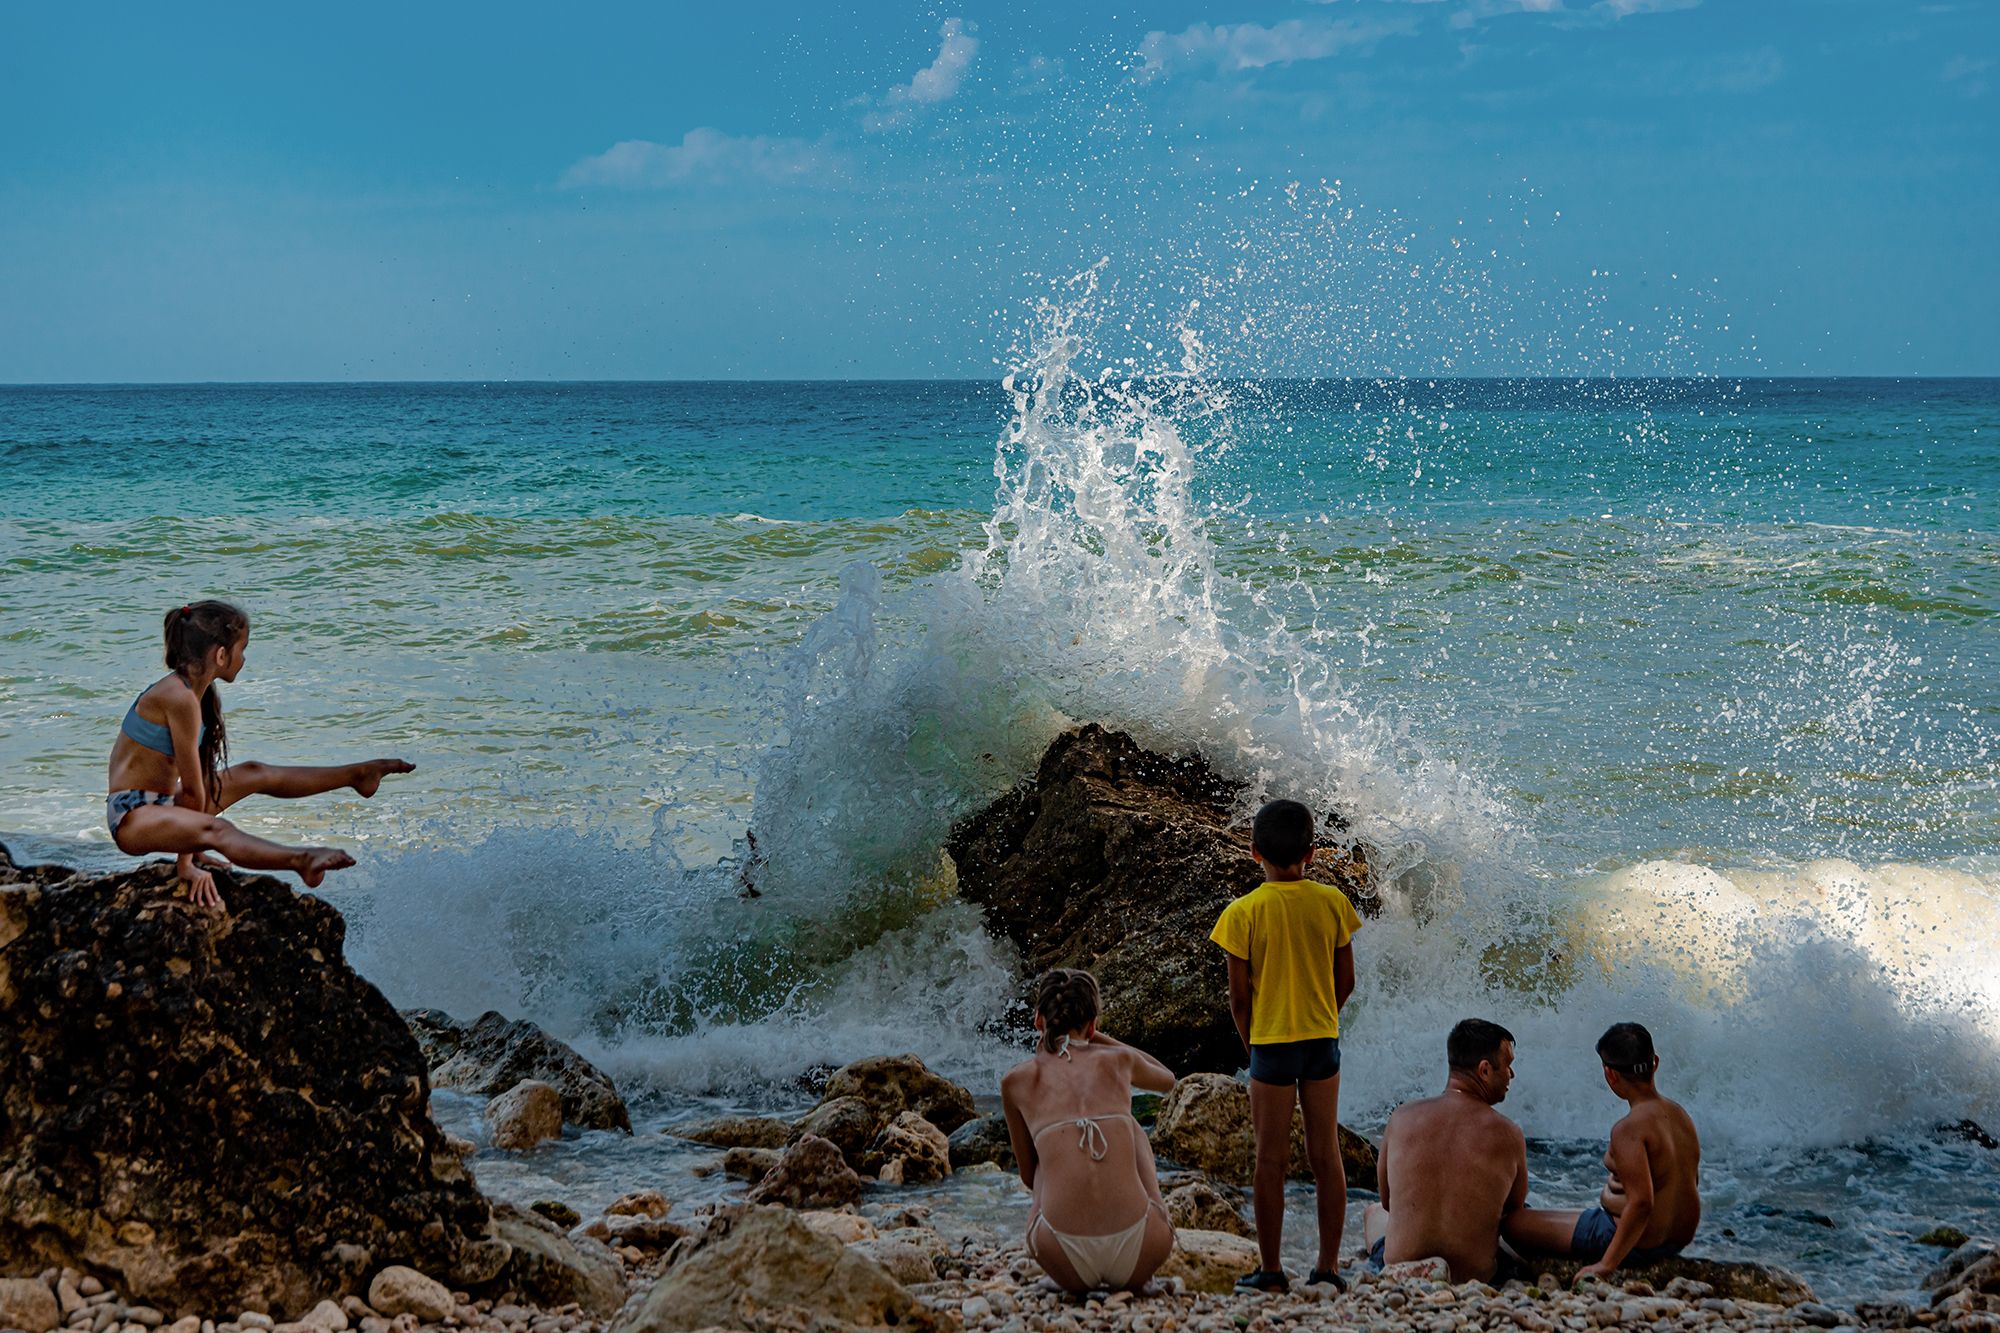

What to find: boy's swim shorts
left=1571, top=1206, right=1685, bottom=1267
left=1248, top=1037, right=1341, bottom=1085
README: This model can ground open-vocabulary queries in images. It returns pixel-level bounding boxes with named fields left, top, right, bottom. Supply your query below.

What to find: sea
left=2, top=353, right=1996, bottom=1302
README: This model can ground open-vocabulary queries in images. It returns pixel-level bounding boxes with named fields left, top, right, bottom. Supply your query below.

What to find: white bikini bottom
left=1028, top=1199, right=1171, bottom=1290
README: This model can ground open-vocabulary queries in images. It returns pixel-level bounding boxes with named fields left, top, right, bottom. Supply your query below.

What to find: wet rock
left=745, top=1134, right=864, bottom=1210
left=1164, top=1180, right=1253, bottom=1238
left=947, top=724, right=1372, bottom=1072
left=606, top=1203, right=948, bottom=1333
left=1936, top=1120, right=1999, bottom=1150
left=798, top=1212, right=877, bottom=1245
left=402, top=1008, right=630, bottom=1134
left=1151, top=1071, right=1378, bottom=1186
left=576, top=1212, right=689, bottom=1251
left=946, top=1115, right=1016, bottom=1172
left=871, top=1110, right=952, bottom=1185
left=1540, top=1255, right=1816, bottom=1305
left=528, top=1201, right=580, bottom=1229
left=720, top=1147, right=781, bottom=1184
left=484, top=1202, right=623, bottom=1317
left=0, top=1277, right=62, bottom=1333
left=1924, top=1239, right=2000, bottom=1293
left=790, top=1096, right=879, bottom=1166
left=819, top=1054, right=978, bottom=1136
left=365, top=1268, right=451, bottom=1324
left=0, top=851, right=500, bottom=1317
left=848, top=1237, right=938, bottom=1286
left=1157, top=1228, right=1259, bottom=1294
left=1922, top=1226, right=1976, bottom=1248
left=484, top=1080, right=564, bottom=1152
left=666, top=1116, right=791, bottom=1150
left=606, top=1190, right=669, bottom=1219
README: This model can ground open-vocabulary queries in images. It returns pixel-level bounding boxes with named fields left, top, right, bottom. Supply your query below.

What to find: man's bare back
left=1601, top=1094, right=1701, bottom=1250
left=1364, top=1024, right=1528, bottom=1285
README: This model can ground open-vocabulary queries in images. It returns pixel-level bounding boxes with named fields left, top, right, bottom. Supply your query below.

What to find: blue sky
left=1, top=1, right=1993, bottom=380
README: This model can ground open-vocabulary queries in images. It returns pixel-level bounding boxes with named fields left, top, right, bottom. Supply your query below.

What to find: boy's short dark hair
left=1252, top=799, right=1314, bottom=867
left=1597, top=1022, right=1657, bottom=1079
left=1447, top=1018, right=1515, bottom=1071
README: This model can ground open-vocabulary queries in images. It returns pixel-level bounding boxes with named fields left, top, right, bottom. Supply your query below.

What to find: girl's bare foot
left=295, top=848, right=356, bottom=887
left=352, top=758, right=416, bottom=799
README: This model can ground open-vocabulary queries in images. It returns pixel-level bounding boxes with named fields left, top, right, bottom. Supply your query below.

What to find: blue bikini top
left=121, top=690, right=205, bottom=758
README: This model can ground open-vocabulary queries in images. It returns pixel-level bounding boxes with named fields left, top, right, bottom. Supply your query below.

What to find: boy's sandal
left=1234, top=1269, right=1291, bottom=1293
left=1306, top=1268, right=1349, bottom=1292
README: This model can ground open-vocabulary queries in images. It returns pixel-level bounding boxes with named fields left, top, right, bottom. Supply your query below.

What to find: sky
left=0, top=0, right=1994, bottom=381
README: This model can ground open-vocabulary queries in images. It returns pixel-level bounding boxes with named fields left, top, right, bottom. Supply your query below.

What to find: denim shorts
left=1248, top=1037, right=1341, bottom=1085
left=1571, top=1206, right=1685, bottom=1267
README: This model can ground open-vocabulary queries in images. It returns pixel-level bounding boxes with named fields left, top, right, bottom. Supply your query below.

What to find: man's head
left=1447, top=1017, right=1516, bottom=1104
left=1252, top=799, right=1314, bottom=873
left=1596, top=1022, right=1658, bottom=1095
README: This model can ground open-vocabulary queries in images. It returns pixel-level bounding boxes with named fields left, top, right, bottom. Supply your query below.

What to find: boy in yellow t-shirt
left=1210, top=798, right=1364, bottom=1293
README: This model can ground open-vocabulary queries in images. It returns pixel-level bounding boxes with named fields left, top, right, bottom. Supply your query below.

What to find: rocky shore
left=6, top=717, right=1997, bottom=1333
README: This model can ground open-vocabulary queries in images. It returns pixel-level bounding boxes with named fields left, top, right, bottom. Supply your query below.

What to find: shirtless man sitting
left=1503, top=1022, right=1701, bottom=1280
left=1362, top=1018, right=1529, bottom=1283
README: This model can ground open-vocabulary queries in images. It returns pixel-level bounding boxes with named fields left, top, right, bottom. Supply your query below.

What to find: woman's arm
left=1082, top=1032, right=1177, bottom=1093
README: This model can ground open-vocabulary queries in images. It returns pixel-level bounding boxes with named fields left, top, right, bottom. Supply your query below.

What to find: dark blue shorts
left=1571, top=1207, right=1685, bottom=1267
left=1248, top=1037, right=1341, bottom=1085
left=1366, top=1236, right=1385, bottom=1271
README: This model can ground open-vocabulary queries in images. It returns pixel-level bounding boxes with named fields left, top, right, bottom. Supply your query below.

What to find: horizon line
left=5, top=373, right=2000, bottom=389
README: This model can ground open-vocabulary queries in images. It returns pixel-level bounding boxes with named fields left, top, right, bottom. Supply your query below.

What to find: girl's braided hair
left=1033, top=968, right=1101, bottom=1053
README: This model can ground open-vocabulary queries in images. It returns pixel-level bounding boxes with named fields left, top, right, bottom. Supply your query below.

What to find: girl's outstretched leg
left=212, top=757, right=415, bottom=811
left=114, top=805, right=355, bottom=887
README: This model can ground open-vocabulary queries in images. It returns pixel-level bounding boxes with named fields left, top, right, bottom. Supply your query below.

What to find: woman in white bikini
left=999, top=969, right=1179, bottom=1294
left=106, top=600, right=414, bottom=909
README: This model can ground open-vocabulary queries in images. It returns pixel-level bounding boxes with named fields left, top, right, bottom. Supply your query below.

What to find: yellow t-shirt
left=1209, top=878, right=1363, bottom=1044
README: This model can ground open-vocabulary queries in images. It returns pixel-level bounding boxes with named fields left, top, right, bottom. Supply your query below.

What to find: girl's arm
left=164, top=687, right=209, bottom=811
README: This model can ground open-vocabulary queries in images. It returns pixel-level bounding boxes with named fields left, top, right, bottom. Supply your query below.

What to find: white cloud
left=863, top=18, right=979, bottom=131
left=1941, top=55, right=1990, bottom=97
left=1137, top=17, right=1410, bottom=79
left=1449, top=0, right=1695, bottom=25
left=1696, top=47, right=1784, bottom=93
left=559, top=129, right=827, bottom=189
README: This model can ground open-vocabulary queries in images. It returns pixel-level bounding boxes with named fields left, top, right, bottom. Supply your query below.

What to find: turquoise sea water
left=2, top=376, right=1997, bottom=1302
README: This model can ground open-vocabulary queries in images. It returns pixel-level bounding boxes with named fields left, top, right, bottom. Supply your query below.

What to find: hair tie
left=180, top=605, right=192, bottom=617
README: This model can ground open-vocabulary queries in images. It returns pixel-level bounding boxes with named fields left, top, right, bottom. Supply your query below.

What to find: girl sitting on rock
left=1000, top=968, right=1179, bottom=1295
left=105, top=599, right=414, bottom=908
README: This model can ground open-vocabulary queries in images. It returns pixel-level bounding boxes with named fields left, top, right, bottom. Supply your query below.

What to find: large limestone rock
left=1157, top=1229, right=1259, bottom=1294
left=607, top=1204, right=949, bottom=1333
left=403, top=1008, right=630, bottom=1133
left=0, top=1277, right=61, bottom=1333
left=485, top=1202, right=624, bottom=1316
left=1152, top=1072, right=1378, bottom=1187
left=0, top=849, right=502, bottom=1318
left=1163, top=1181, right=1252, bottom=1238
left=946, top=1116, right=1016, bottom=1172
left=818, top=1055, right=978, bottom=1137
left=744, top=1134, right=863, bottom=1210
left=947, top=725, right=1371, bottom=1073
left=787, top=1055, right=977, bottom=1178
left=1538, top=1255, right=1817, bottom=1305
left=870, top=1111, right=952, bottom=1185
left=668, top=1115, right=791, bottom=1149
left=485, top=1079, right=564, bottom=1151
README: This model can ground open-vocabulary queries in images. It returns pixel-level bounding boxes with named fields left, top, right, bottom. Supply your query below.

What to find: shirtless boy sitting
left=1362, top=1019, right=1529, bottom=1283
left=1504, top=1023, right=1701, bottom=1279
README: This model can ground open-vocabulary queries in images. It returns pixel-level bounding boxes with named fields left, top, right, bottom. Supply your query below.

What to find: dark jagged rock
left=0, top=846, right=504, bottom=1318
left=403, top=1008, right=631, bottom=1134
left=947, top=725, right=1372, bottom=1073
left=946, top=1116, right=1016, bottom=1172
